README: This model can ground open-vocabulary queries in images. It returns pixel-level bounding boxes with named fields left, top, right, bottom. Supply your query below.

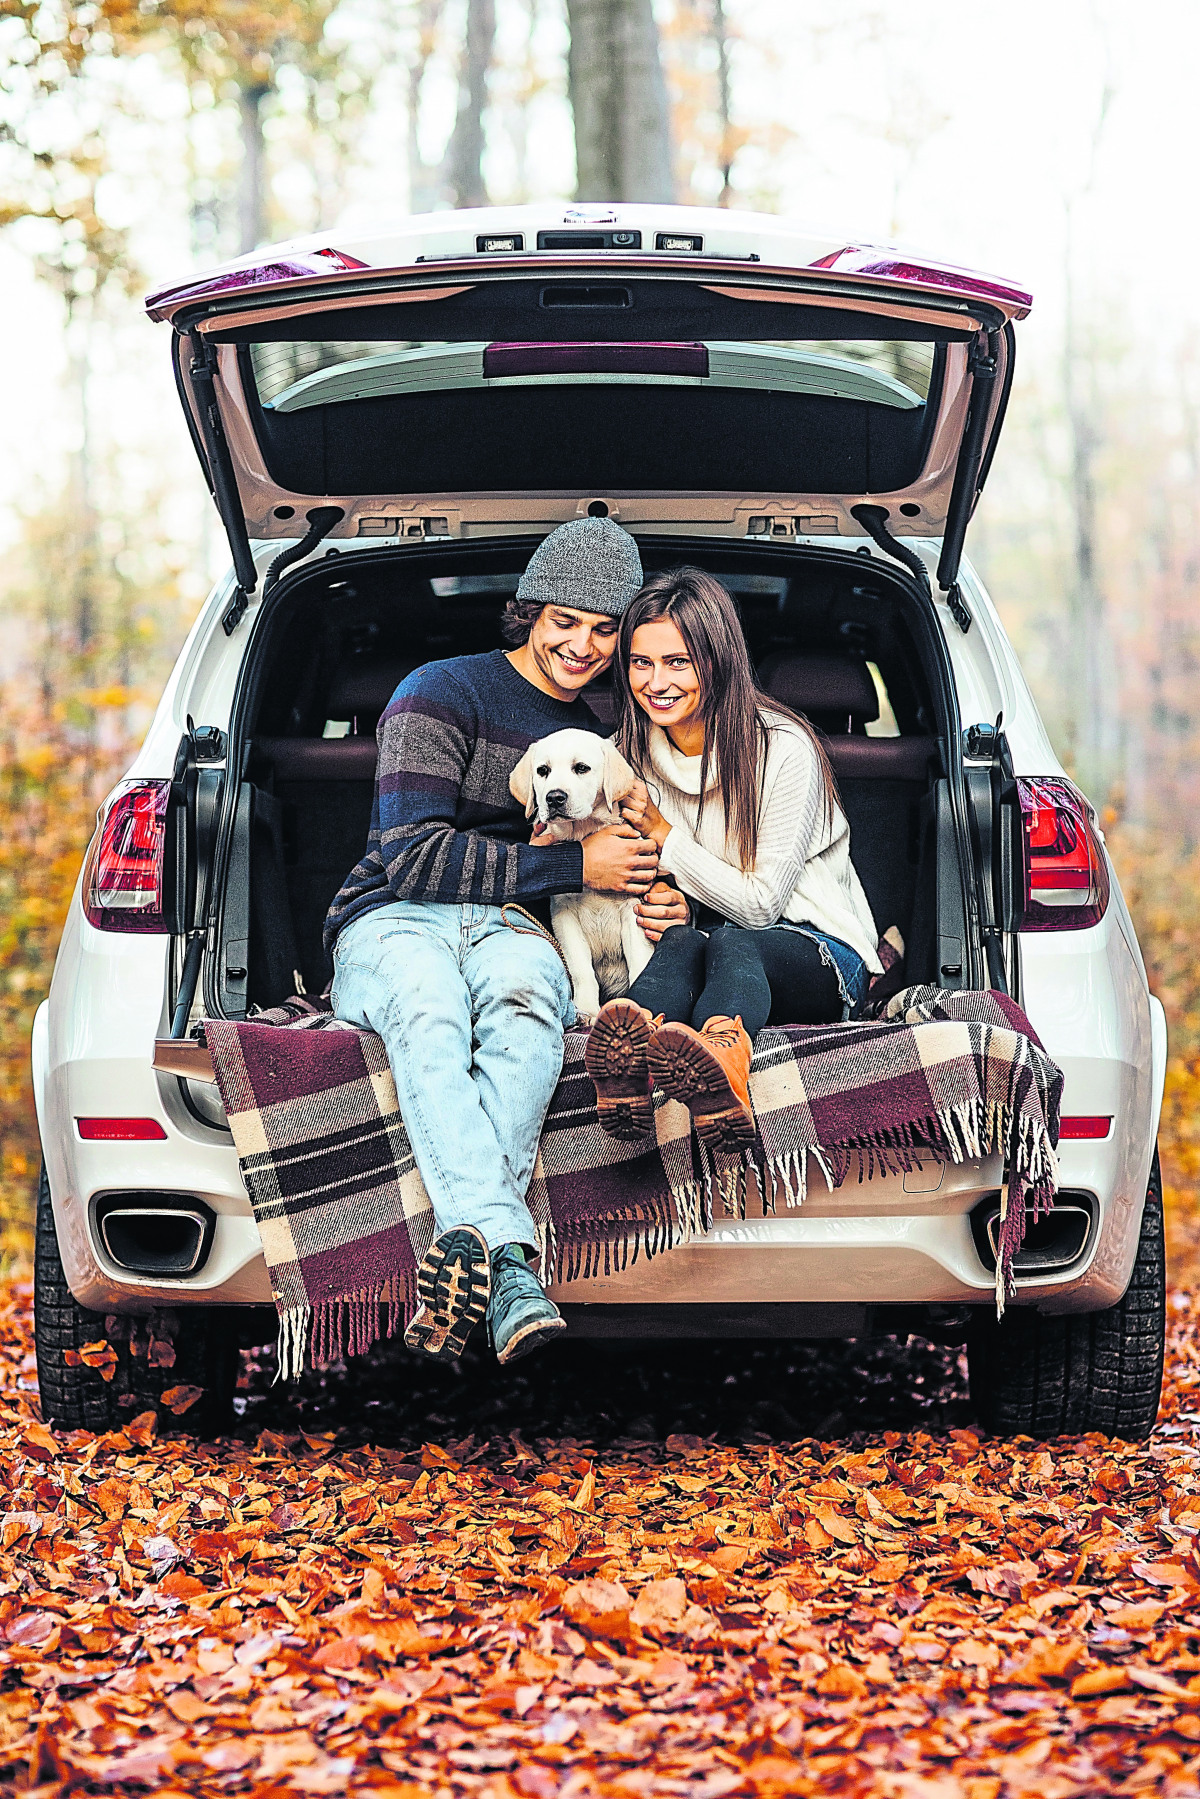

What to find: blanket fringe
left=752, top=1095, right=1058, bottom=1318
left=276, top=1270, right=415, bottom=1380
left=543, top=1175, right=711, bottom=1296
left=275, top=1305, right=310, bottom=1383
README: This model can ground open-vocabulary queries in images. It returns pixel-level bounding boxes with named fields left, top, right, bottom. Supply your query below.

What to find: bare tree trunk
left=443, top=0, right=496, bottom=208
left=566, top=0, right=673, bottom=202
left=711, top=0, right=733, bottom=206
left=1064, top=309, right=1106, bottom=794
left=64, top=298, right=99, bottom=776
left=407, top=0, right=448, bottom=212
left=238, top=84, right=270, bottom=253
left=1062, top=77, right=1116, bottom=802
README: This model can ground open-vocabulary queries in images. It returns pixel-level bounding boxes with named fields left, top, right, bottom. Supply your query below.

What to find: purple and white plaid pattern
left=204, top=986, right=1062, bottom=1374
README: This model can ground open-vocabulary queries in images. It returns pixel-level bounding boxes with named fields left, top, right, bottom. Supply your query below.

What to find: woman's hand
left=620, top=780, right=671, bottom=850
left=619, top=778, right=650, bottom=833
left=635, top=880, right=690, bottom=942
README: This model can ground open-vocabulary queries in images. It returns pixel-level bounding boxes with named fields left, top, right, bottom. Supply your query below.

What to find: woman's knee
left=704, top=927, right=762, bottom=976
left=653, top=924, right=706, bottom=962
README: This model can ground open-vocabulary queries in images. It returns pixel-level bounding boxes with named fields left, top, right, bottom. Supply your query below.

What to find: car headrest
left=584, top=686, right=617, bottom=726
left=325, top=659, right=417, bottom=724
left=757, top=653, right=879, bottom=726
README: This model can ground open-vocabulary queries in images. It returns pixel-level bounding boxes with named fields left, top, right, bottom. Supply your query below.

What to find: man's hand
left=635, top=880, right=690, bottom=943
left=582, top=822, right=659, bottom=895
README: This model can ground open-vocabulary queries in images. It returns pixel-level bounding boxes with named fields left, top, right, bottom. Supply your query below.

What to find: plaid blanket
left=203, top=984, right=1061, bottom=1376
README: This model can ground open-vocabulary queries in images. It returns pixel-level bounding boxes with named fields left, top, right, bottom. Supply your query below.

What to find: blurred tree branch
left=100, top=0, right=367, bottom=251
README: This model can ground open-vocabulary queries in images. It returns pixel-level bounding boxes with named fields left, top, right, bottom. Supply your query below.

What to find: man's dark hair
left=500, top=596, right=545, bottom=646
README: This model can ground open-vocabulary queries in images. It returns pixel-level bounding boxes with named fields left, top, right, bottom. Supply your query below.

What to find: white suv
left=32, top=204, right=1167, bottom=1440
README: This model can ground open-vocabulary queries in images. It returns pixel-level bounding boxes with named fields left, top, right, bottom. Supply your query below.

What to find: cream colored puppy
left=509, top=730, right=655, bottom=1020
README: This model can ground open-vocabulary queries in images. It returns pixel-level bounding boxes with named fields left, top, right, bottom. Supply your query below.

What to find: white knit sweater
left=648, top=718, right=883, bottom=975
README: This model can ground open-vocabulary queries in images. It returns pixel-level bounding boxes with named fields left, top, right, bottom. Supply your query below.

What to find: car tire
left=34, top=1163, right=239, bottom=1436
left=967, top=1148, right=1166, bottom=1442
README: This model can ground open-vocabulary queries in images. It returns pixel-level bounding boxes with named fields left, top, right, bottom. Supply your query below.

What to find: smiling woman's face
left=627, top=617, right=704, bottom=736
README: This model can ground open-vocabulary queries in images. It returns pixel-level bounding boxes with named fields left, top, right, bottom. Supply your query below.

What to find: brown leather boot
left=585, top=998, right=661, bottom=1140
left=647, top=1014, right=755, bottom=1152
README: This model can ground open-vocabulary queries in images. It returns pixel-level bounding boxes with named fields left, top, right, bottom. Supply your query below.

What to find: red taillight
left=77, top=1118, right=167, bottom=1140
left=83, top=779, right=171, bottom=933
left=1059, top=1116, right=1113, bottom=1140
left=1017, top=777, right=1110, bottom=932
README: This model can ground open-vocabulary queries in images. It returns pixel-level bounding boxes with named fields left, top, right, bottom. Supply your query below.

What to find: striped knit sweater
left=324, top=650, right=601, bottom=952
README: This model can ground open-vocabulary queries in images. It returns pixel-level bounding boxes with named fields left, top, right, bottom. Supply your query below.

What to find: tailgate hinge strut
left=935, top=329, right=1001, bottom=611
left=186, top=329, right=259, bottom=597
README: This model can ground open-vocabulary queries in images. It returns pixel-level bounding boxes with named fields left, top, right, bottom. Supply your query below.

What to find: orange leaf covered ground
left=4, top=1279, right=1200, bottom=1795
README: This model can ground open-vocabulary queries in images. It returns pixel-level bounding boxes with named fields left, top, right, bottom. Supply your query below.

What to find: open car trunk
left=149, top=222, right=1029, bottom=609
left=198, top=536, right=971, bottom=1029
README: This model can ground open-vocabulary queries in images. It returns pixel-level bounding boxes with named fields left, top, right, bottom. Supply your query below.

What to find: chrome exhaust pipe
left=96, top=1195, right=216, bottom=1277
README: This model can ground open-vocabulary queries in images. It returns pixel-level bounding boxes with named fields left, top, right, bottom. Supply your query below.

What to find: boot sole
left=584, top=1000, right=656, bottom=1140
left=404, top=1226, right=491, bottom=1359
left=496, top=1311, right=568, bottom=1367
left=647, top=1027, right=757, bottom=1153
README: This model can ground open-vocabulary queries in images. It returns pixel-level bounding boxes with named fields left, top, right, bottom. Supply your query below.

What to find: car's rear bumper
left=37, top=1082, right=1146, bottom=1321
left=34, top=902, right=1160, bottom=1327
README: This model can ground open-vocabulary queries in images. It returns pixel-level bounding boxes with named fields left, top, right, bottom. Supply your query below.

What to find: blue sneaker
left=488, top=1245, right=566, bottom=1366
left=404, top=1226, right=491, bottom=1360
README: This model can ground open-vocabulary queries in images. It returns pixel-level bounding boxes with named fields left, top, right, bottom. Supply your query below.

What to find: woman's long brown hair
left=614, top=568, right=839, bottom=871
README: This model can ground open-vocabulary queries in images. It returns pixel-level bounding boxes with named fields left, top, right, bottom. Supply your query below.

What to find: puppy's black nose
left=545, top=789, right=568, bottom=812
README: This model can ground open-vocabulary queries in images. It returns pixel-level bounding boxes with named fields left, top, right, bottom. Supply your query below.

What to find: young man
left=324, top=518, right=685, bottom=1366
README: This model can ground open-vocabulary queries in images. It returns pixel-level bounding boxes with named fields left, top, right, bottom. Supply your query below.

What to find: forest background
left=1, top=0, right=1197, bottom=1265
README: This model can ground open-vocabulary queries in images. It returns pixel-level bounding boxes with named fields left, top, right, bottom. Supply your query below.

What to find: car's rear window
left=247, top=337, right=937, bottom=414
left=237, top=307, right=950, bottom=499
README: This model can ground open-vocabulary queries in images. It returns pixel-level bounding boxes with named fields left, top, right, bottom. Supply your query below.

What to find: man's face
left=527, top=604, right=620, bottom=698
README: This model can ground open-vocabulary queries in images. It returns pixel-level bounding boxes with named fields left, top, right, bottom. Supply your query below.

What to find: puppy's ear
left=509, top=748, right=538, bottom=818
left=601, top=740, right=637, bottom=811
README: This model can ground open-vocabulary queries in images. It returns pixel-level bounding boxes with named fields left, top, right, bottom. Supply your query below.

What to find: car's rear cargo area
left=213, top=537, right=960, bottom=1018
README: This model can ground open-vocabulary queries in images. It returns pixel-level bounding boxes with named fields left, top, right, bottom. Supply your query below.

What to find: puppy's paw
left=574, top=1008, right=599, bottom=1029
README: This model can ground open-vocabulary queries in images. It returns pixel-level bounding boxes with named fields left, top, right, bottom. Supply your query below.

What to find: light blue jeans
left=331, top=899, right=575, bottom=1253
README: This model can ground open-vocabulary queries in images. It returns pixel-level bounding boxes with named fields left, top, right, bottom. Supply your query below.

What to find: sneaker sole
left=584, top=1000, right=656, bottom=1140
left=404, top=1226, right=491, bottom=1359
left=496, top=1311, right=568, bottom=1367
left=647, top=1027, right=757, bottom=1154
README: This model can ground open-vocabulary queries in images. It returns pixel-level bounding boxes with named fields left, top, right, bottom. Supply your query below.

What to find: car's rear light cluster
left=83, top=779, right=172, bottom=933
left=1016, top=777, right=1110, bottom=932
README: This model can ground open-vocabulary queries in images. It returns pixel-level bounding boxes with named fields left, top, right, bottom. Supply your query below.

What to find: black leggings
left=627, top=924, right=843, bottom=1039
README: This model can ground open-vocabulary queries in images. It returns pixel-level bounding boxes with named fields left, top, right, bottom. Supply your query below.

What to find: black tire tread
left=968, top=1149, right=1166, bottom=1441
left=34, top=1164, right=239, bottom=1436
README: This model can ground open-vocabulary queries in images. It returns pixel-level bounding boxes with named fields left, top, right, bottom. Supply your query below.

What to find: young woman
left=585, top=568, right=882, bottom=1150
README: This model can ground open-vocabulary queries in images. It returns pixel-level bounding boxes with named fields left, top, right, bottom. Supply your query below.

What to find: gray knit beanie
left=516, top=517, right=643, bottom=618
